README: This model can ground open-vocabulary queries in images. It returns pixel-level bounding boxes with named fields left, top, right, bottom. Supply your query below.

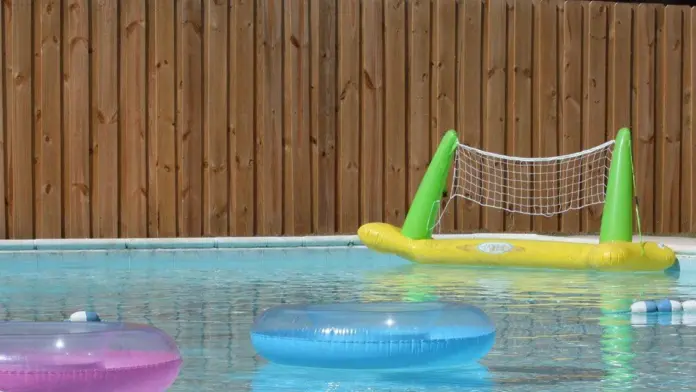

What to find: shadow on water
left=249, top=363, right=493, bottom=392
left=247, top=362, right=609, bottom=391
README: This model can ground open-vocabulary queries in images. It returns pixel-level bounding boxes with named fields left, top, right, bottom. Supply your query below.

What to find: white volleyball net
left=434, top=140, right=616, bottom=228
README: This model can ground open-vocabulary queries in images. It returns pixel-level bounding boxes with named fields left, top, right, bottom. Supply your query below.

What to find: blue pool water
left=0, top=246, right=696, bottom=391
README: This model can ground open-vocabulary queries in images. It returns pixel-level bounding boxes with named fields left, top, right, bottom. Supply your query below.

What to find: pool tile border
left=0, top=236, right=363, bottom=252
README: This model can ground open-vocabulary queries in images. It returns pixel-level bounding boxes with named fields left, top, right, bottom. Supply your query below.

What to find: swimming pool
left=1, top=246, right=695, bottom=391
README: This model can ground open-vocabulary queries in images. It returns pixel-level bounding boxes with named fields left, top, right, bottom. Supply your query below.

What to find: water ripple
left=0, top=248, right=694, bottom=391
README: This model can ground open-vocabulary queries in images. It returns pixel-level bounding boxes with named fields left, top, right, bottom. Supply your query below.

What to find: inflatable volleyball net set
left=358, top=128, right=677, bottom=272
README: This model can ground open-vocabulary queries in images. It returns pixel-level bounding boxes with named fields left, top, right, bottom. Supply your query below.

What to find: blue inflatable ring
left=250, top=302, right=496, bottom=369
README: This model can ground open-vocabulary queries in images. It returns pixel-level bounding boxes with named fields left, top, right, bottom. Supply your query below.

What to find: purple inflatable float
left=0, top=321, right=182, bottom=392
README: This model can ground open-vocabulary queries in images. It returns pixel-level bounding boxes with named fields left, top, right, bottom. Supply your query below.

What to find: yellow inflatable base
left=358, top=223, right=677, bottom=272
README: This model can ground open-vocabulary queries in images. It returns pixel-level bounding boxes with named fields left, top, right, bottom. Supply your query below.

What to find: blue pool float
left=630, top=299, right=685, bottom=313
left=250, top=302, right=496, bottom=369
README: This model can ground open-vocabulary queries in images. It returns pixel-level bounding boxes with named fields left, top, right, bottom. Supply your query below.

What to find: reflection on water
left=364, top=264, right=695, bottom=391
left=364, top=263, right=680, bottom=306
left=0, top=248, right=695, bottom=391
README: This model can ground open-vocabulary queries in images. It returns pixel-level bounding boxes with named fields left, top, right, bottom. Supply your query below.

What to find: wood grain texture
left=337, top=0, right=361, bottom=233
left=583, top=2, right=607, bottom=234
left=360, top=0, right=385, bottom=227
left=177, top=0, right=204, bottom=237
left=230, top=0, right=256, bottom=236
left=383, top=0, right=407, bottom=228
left=64, top=0, right=91, bottom=238
left=0, top=3, right=6, bottom=239
left=458, top=0, right=483, bottom=232
left=687, top=9, right=696, bottom=232
left=656, top=6, right=682, bottom=234
left=283, top=0, right=312, bottom=235
left=683, top=7, right=692, bottom=233
left=507, top=0, right=533, bottom=232
left=608, top=3, right=632, bottom=133
left=148, top=0, right=177, bottom=237
left=6, top=0, right=35, bottom=239
left=407, top=0, right=431, bottom=215
left=483, top=0, right=506, bottom=232
left=91, top=0, right=119, bottom=238
left=633, top=5, right=656, bottom=234
left=255, top=0, right=284, bottom=236
left=310, top=0, right=337, bottom=234
left=0, top=0, right=692, bottom=239
left=203, top=0, right=229, bottom=236
left=432, top=0, right=457, bottom=233
left=35, top=0, right=63, bottom=238
left=120, top=0, right=148, bottom=238
left=533, top=0, right=560, bottom=233
left=560, top=1, right=582, bottom=234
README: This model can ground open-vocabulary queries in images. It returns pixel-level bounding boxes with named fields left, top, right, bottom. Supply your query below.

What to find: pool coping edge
left=0, top=233, right=695, bottom=256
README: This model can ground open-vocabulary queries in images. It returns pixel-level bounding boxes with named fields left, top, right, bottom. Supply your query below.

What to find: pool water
left=0, top=246, right=696, bottom=391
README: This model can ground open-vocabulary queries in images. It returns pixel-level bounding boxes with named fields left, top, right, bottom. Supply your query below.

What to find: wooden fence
left=0, top=0, right=693, bottom=239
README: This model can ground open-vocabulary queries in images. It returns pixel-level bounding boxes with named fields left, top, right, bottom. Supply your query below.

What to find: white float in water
left=682, top=300, right=696, bottom=313
left=630, top=300, right=657, bottom=313
left=68, top=310, right=102, bottom=322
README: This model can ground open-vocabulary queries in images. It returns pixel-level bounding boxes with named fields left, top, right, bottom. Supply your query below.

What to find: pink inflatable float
left=0, top=321, right=182, bottom=392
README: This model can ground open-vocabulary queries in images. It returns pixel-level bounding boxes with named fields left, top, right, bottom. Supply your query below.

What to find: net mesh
left=436, top=140, right=616, bottom=225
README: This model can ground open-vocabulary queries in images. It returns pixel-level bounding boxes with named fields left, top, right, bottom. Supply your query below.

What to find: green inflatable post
left=599, top=128, right=634, bottom=243
left=401, top=130, right=459, bottom=240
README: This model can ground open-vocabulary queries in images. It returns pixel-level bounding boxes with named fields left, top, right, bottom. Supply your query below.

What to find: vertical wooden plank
left=255, top=0, right=284, bottom=235
left=177, top=0, right=204, bottom=237
left=507, top=0, right=533, bottom=232
left=659, top=7, right=672, bottom=231
left=147, top=0, right=177, bottom=237
left=407, top=0, right=431, bottom=224
left=5, top=0, right=34, bottom=238
left=229, top=0, right=256, bottom=236
left=283, top=0, right=311, bottom=235
left=608, top=3, right=633, bottom=133
left=687, top=8, right=696, bottom=232
left=432, top=0, right=456, bottom=233
left=360, top=0, right=384, bottom=226
left=120, top=0, right=147, bottom=238
left=483, top=0, right=506, bottom=232
left=203, top=0, right=229, bottom=236
left=35, top=0, right=62, bottom=238
left=656, top=6, right=682, bottom=234
left=681, top=5, right=693, bottom=233
left=503, top=0, right=513, bottom=231
left=654, top=5, right=665, bottom=234
left=457, top=0, right=483, bottom=232
left=64, top=0, right=91, bottom=238
left=336, top=0, right=360, bottom=234
left=310, top=0, right=337, bottom=234
left=384, top=0, right=407, bottom=227
left=632, top=5, right=656, bottom=234
left=560, top=0, right=582, bottom=234
left=533, top=0, right=559, bottom=233
left=0, top=3, right=6, bottom=239
left=91, top=0, right=119, bottom=238
left=583, top=2, right=607, bottom=234
left=682, top=7, right=692, bottom=233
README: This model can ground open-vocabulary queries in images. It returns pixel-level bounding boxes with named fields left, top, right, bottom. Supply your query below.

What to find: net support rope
left=432, top=140, right=617, bottom=232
